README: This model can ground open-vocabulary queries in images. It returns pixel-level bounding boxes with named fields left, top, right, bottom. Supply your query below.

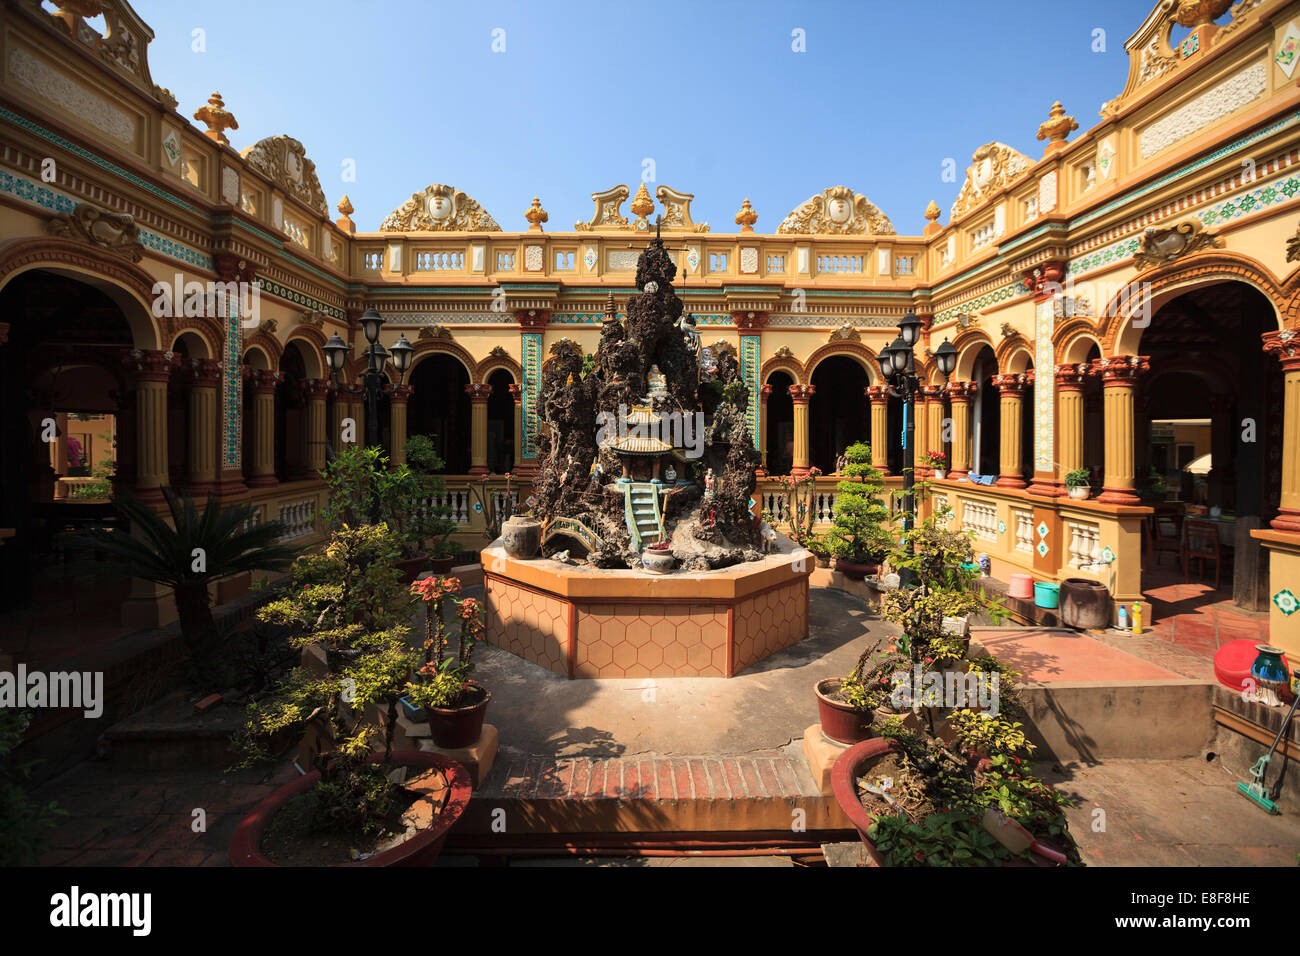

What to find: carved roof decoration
left=575, top=185, right=630, bottom=231
left=656, top=186, right=709, bottom=232
left=380, top=184, right=501, bottom=232
left=777, top=186, right=895, bottom=235
left=36, top=0, right=171, bottom=107
left=950, top=144, right=1032, bottom=220
left=46, top=201, right=143, bottom=262
left=240, top=135, right=327, bottom=217
left=1101, top=2, right=1183, bottom=117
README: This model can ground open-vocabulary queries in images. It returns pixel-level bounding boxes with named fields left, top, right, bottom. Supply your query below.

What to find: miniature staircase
left=624, top=482, right=665, bottom=550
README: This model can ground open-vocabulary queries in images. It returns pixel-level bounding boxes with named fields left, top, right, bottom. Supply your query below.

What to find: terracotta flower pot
left=426, top=681, right=491, bottom=749
left=814, top=678, right=874, bottom=745
left=831, top=737, right=897, bottom=865
left=834, top=559, right=880, bottom=580
left=228, top=750, right=471, bottom=867
left=428, top=555, right=456, bottom=574
left=398, top=552, right=429, bottom=583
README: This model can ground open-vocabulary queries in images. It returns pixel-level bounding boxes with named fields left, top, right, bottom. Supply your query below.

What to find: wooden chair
left=1183, top=518, right=1224, bottom=589
left=1148, top=508, right=1182, bottom=568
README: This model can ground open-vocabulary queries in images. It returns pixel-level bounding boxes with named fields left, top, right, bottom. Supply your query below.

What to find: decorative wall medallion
left=1179, top=31, right=1200, bottom=59
left=1133, top=218, right=1222, bottom=269
left=778, top=185, right=895, bottom=235
left=162, top=129, right=181, bottom=166
left=524, top=245, right=543, bottom=271
left=1096, top=139, right=1116, bottom=180
left=739, top=247, right=758, bottom=274
left=1036, top=541, right=1049, bottom=557
left=951, top=143, right=1031, bottom=219
left=46, top=202, right=144, bottom=261
left=1275, top=589, right=1299, bottom=616
left=240, top=135, right=327, bottom=215
left=380, top=183, right=501, bottom=231
left=1037, top=521, right=1049, bottom=540
left=583, top=246, right=598, bottom=271
left=685, top=247, right=701, bottom=271
left=221, top=167, right=239, bottom=205
left=997, top=520, right=1006, bottom=535
left=1277, top=23, right=1300, bottom=78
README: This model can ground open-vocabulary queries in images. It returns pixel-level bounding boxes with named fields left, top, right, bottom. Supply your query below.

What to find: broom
left=1238, top=690, right=1300, bottom=815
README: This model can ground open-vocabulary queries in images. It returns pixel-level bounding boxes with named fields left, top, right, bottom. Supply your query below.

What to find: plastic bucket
left=1034, top=582, right=1060, bottom=609
left=1009, top=573, right=1034, bottom=600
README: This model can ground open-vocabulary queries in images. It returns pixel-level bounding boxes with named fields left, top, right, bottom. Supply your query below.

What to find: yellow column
left=467, top=383, right=492, bottom=475
left=992, top=374, right=1026, bottom=489
left=866, top=385, right=890, bottom=475
left=1056, top=364, right=1088, bottom=484
left=789, top=383, right=814, bottom=476
left=247, top=368, right=281, bottom=488
left=389, top=384, right=411, bottom=468
left=947, top=381, right=976, bottom=480
left=923, top=385, right=945, bottom=476
left=122, top=349, right=174, bottom=503
left=187, top=358, right=221, bottom=494
left=1095, top=356, right=1148, bottom=506
left=303, top=379, right=330, bottom=477
left=1264, top=332, right=1300, bottom=531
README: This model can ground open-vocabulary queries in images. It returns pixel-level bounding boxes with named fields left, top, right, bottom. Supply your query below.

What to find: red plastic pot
left=229, top=750, right=471, bottom=867
left=428, top=555, right=457, bottom=574
left=814, top=679, right=874, bottom=745
left=427, top=681, right=491, bottom=749
left=398, top=552, right=429, bottom=583
left=830, top=737, right=897, bottom=865
left=834, top=559, right=881, bottom=581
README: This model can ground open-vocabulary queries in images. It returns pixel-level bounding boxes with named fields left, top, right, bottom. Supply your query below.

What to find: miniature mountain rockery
left=530, top=230, right=762, bottom=571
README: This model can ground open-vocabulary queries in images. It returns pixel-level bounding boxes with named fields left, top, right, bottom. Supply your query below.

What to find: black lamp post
left=878, top=312, right=957, bottom=586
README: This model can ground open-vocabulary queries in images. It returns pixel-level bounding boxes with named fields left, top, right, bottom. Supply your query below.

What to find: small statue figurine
left=664, top=465, right=677, bottom=483
left=704, top=467, right=715, bottom=497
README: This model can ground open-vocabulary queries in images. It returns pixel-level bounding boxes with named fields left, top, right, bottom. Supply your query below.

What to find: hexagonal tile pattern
left=573, top=602, right=730, bottom=678
left=732, top=580, right=808, bottom=675
left=485, top=577, right=569, bottom=677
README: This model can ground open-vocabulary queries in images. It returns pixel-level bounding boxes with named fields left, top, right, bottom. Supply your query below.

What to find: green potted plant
left=1065, top=467, right=1092, bottom=500
left=404, top=435, right=461, bottom=572
left=404, top=578, right=491, bottom=748
left=230, top=523, right=470, bottom=867
left=76, top=489, right=298, bottom=691
left=826, top=442, right=892, bottom=579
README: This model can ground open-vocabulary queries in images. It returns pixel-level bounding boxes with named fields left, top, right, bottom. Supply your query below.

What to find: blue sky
left=135, top=0, right=1163, bottom=235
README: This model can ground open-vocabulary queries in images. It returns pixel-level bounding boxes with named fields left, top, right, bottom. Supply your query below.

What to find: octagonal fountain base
left=481, top=541, right=812, bottom=679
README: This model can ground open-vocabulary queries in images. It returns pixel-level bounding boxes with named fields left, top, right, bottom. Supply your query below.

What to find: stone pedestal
left=802, top=723, right=850, bottom=797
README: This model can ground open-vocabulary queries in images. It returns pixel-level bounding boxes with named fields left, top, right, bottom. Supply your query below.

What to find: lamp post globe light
left=878, top=312, right=957, bottom=588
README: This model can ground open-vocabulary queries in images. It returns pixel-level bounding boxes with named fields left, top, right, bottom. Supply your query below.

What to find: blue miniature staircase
left=624, top=482, right=664, bottom=550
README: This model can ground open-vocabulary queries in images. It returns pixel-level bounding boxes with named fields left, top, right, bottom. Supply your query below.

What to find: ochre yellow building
left=2, top=0, right=1299, bottom=648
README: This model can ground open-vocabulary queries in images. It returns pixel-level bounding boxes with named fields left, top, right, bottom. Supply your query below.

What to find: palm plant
left=77, top=489, right=300, bottom=690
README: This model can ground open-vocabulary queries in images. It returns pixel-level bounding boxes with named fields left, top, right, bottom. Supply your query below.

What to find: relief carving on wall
left=777, top=186, right=895, bottom=235
left=381, top=184, right=501, bottom=232
left=950, top=143, right=1031, bottom=220
left=240, top=135, right=328, bottom=217
left=47, top=202, right=143, bottom=261
left=1133, top=219, right=1223, bottom=270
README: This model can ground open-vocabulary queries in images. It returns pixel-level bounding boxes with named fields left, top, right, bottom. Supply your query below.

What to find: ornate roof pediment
left=240, top=135, right=327, bottom=217
left=380, top=184, right=500, bottom=232
left=950, top=143, right=1032, bottom=220
left=656, top=185, right=709, bottom=232
left=777, top=186, right=895, bottom=235
left=575, top=185, right=630, bottom=231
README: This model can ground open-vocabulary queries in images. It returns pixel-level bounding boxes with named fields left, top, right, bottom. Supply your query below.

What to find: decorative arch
left=803, top=341, right=878, bottom=385
left=168, top=315, right=223, bottom=355
left=951, top=328, right=996, bottom=381
left=0, top=236, right=162, bottom=348
left=409, top=337, right=478, bottom=382
left=282, top=332, right=325, bottom=379
left=1101, top=251, right=1287, bottom=356
left=241, top=342, right=275, bottom=370
left=761, top=350, right=805, bottom=385
left=242, top=330, right=283, bottom=368
left=1051, top=316, right=1103, bottom=365
left=476, top=348, right=522, bottom=385
left=171, top=329, right=213, bottom=359
left=994, top=332, right=1034, bottom=372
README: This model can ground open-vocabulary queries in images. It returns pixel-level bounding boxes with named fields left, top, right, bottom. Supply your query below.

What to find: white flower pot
left=1068, top=486, right=1090, bottom=500
left=933, top=469, right=946, bottom=480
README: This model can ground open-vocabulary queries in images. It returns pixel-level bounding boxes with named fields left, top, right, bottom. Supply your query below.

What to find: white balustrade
left=766, top=254, right=785, bottom=273
left=816, top=254, right=863, bottom=274
left=960, top=498, right=997, bottom=541
left=415, top=250, right=464, bottom=271
left=496, top=251, right=516, bottom=270
left=363, top=251, right=383, bottom=270
left=1013, top=509, right=1034, bottom=553
left=1067, top=520, right=1102, bottom=569
left=277, top=498, right=316, bottom=541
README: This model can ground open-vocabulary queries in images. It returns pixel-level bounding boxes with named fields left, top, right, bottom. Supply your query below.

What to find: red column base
left=1097, top=486, right=1141, bottom=506
left=948, top=469, right=969, bottom=481
left=790, top=466, right=811, bottom=478
left=217, top=476, right=248, bottom=497
left=246, top=474, right=279, bottom=489
left=186, top=480, right=219, bottom=497
left=468, top=465, right=489, bottom=476
left=1270, top=509, right=1300, bottom=532
left=1025, top=480, right=1062, bottom=497
left=133, top=485, right=167, bottom=506
left=755, top=467, right=768, bottom=478
left=995, top=475, right=1027, bottom=489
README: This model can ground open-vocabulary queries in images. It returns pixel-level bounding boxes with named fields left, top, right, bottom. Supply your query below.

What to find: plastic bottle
left=1117, top=604, right=1129, bottom=631
left=1133, top=603, right=1143, bottom=635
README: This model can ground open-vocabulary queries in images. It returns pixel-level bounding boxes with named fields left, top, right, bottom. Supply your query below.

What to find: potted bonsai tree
left=827, top=442, right=892, bottom=580
left=1065, top=468, right=1092, bottom=500
left=404, top=435, right=461, bottom=572
left=229, top=523, right=470, bottom=867
left=404, top=579, right=491, bottom=748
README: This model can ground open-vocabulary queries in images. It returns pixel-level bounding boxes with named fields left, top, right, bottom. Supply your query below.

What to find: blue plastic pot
left=1034, top=582, right=1060, bottom=609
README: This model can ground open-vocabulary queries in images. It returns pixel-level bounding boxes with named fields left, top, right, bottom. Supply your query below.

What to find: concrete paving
left=1042, top=754, right=1300, bottom=865
left=470, top=587, right=897, bottom=760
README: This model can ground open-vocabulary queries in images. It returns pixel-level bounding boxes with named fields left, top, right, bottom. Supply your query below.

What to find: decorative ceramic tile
left=1275, top=589, right=1299, bottom=616
left=162, top=129, right=181, bottom=167
left=685, top=247, right=701, bottom=271
left=740, top=335, right=760, bottom=440
left=522, top=332, right=542, bottom=457
left=583, top=246, right=598, bottom=271
left=1037, top=521, right=1049, bottom=539
left=1036, top=541, right=1049, bottom=557
left=997, top=520, right=1006, bottom=535
left=1100, top=546, right=1115, bottom=563
left=526, top=495, right=537, bottom=509
left=1180, top=30, right=1199, bottom=59
left=1277, top=22, right=1300, bottom=79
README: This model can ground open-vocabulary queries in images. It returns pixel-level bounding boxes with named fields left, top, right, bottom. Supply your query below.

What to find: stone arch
left=241, top=343, right=274, bottom=370
left=1052, top=316, right=1103, bottom=365
left=476, top=349, right=522, bottom=385
left=994, top=333, right=1033, bottom=372
left=282, top=333, right=324, bottom=379
left=803, top=341, right=878, bottom=385
left=0, top=236, right=162, bottom=349
left=242, top=330, right=283, bottom=369
left=172, top=329, right=212, bottom=359
left=952, top=328, right=996, bottom=381
left=168, top=315, right=223, bottom=356
left=1101, top=251, right=1285, bottom=356
left=409, top=337, right=478, bottom=382
left=761, top=351, right=805, bottom=385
